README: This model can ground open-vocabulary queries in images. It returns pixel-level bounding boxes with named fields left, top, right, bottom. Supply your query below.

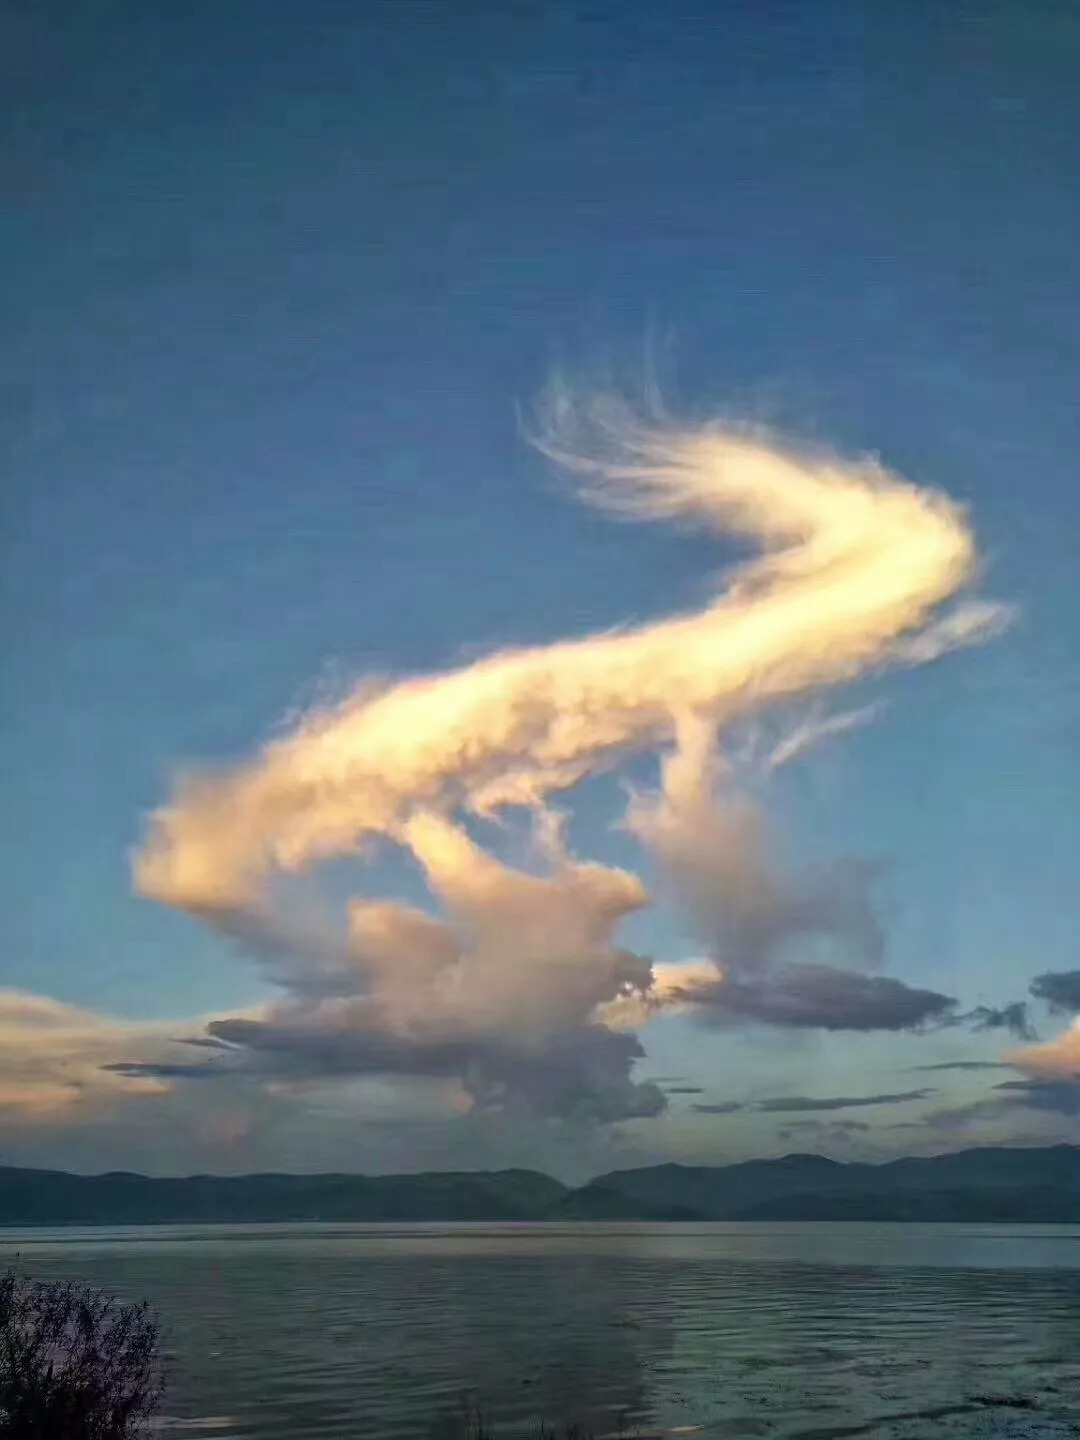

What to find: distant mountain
left=592, top=1145, right=1080, bottom=1223
left=1, top=1147, right=1078, bottom=1226
left=548, top=1181, right=704, bottom=1222
left=590, top=1154, right=849, bottom=1219
left=0, top=1166, right=569, bottom=1226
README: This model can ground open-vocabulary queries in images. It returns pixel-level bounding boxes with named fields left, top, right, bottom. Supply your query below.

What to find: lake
left=3, top=1223, right=1080, bottom=1439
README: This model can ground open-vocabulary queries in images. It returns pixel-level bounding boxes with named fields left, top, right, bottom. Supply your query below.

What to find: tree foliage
left=0, top=1270, right=161, bottom=1439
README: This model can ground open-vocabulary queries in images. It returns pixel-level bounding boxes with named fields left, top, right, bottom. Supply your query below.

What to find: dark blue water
left=4, top=1223, right=1080, bottom=1439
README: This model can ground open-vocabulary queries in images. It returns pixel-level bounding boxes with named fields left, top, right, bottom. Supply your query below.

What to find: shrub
left=0, top=1269, right=161, bottom=1439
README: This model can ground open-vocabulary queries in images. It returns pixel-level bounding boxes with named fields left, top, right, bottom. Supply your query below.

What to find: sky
left=2, top=0, right=1079, bottom=1179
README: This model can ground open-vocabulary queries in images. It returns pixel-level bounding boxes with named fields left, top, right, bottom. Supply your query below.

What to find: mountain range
left=1, top=1145, right=1078, bottom=1226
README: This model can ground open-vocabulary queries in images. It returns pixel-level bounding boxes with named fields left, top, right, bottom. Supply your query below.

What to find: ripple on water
left=4, top=1223, right=1080, bottom=1439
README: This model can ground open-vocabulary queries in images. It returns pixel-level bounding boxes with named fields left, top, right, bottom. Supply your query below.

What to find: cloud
left=0, top=990, right=231, bottom=1120
left=1029, top=970, right=1080, bottom=1015
left=910, top=1060, right=1008, bottom=1073
left=595, top=958, right=719, bottom=1031
left=755, top=1088, right=933, bottom=1113
left=628, top=756, right=886, bottom=979
left=779, top=1119, right=872, bottom=1134
left=776, top=1118, right=873, bottom=1146
left=136, top=409, right=987, bottom=916
left=206, top=1001, right=665, bottom=1125
left=764, top=703, right=881, bottom=770
left=187, top=816, right=666, bottom=1123
left=623, top=725, right=959, bottom=1033
left=0, top=986, right=644, bottom=1179
left=691, top=1101, right=744, bottom=1115
left=100, top=1061, right=223, bottom=1081
left=679, top=965, right=956, bottom=1032
left=1009, top=1019, right=1080, bottom=1082
left=918, top=1067, right=1080, bottom=1147
left=964, top=1002, right=1036, bottom=1041
left=994, top=1079, right=1080, bottom=1116
left=119, top=400, right=999, bottom=1133
left=920, top=1097, right=1023, bottom=1133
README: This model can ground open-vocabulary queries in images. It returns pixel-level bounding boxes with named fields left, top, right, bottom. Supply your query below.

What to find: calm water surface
left=3, top=1223, right=1080, bottom=1440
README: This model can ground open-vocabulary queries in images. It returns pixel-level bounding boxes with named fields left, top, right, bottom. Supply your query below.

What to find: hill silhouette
left=1, top=1146, right=1078, bottom=1225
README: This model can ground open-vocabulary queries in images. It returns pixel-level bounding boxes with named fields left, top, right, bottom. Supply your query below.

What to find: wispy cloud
left=995, top=1078, right=1080, bottom=1115
left=964, top=1002, right=1037, bottom=1041
left=756, top=1089, right=933, bottom=1113
left=100, top=1061, right=223, bottom=1081
left=0, top=991, right=237, bottom=1120
left=910, top=1060, right=1008, bottom=1073
left=778, top=1118, right=872, bottom=1138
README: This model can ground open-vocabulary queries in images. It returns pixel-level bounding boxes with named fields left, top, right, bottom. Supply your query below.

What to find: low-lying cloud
left=0, top=991, right=225, bottom=1120
left=778, top=1118, right=872, bottom=1140
left=994, top=1078, right=1080, bottom=1116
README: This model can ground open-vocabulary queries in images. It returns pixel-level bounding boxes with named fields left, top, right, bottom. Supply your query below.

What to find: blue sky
left=2, top=0, right=1078, bottom=1173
